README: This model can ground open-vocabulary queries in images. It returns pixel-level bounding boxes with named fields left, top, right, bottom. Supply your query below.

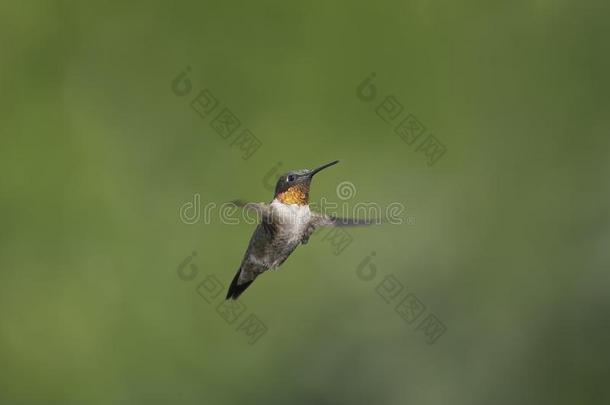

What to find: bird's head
left=274, top=160, right=339, bottom=205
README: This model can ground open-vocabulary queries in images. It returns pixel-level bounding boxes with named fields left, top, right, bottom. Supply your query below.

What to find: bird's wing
left=301, top=212, right=376, bottom=244
left=230, top=200, right=272, bottom=220
left=310, top=212, right=376, bottom=227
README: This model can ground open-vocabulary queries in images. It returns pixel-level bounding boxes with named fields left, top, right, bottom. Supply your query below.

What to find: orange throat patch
left=276, top=184, right=309, bottom=205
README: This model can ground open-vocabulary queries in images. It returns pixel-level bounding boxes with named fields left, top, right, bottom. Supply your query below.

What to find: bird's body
left=236, top=202, right=310, bottom=280
left=226, top=161, right=373, bottom=299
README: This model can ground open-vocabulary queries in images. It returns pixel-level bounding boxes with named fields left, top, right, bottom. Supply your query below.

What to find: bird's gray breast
left=243, top=202, right=311, bottom=270
left=266, top=202, right=311, bottom=266
left=237, top=202, right=312, bottom=286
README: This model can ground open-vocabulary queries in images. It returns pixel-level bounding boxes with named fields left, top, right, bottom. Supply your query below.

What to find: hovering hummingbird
left=227, top=160, right=373, bottom=299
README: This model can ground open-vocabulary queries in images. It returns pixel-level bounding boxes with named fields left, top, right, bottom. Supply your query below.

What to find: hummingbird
left=226, top=160, right=373, bottom=299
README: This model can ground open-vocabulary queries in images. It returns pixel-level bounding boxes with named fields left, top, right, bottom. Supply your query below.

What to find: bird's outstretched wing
left=230, top=200, right=272, bottom=220
left=310, top=213, right=376, bottom=227
left=301, top=212, right=376, bottom=244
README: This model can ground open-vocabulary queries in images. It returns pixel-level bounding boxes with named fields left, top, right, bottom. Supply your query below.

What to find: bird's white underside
left=270, top=199, right=311, bottom=243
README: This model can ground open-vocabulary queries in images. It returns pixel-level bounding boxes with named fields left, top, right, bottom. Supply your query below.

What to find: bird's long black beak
left=308, top=160, right=339, bottom=177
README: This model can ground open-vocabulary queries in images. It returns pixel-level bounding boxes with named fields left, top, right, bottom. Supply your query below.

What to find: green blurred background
left=1, top=1, right=609, bottom=404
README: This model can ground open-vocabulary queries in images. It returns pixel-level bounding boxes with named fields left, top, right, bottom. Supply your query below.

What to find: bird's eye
left=287, top=175, right=295, bottom=182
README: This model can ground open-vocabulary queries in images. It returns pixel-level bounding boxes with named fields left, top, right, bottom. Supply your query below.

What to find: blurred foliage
left=1, top=0, right=609, bottom=404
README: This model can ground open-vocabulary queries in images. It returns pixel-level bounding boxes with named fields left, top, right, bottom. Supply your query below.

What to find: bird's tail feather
left=226, top=269, right=254, bottom=300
